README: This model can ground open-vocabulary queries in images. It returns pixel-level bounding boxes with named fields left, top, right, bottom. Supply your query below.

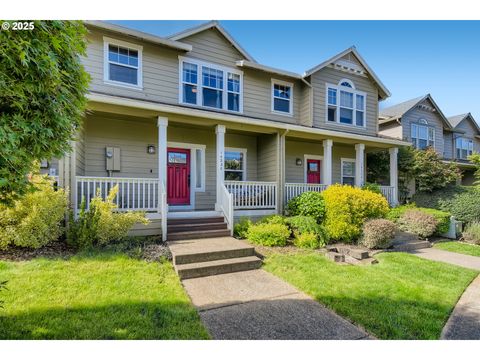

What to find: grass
left=434, top=241, right=480, bottom=257
left=0, top=250, right=209, bottom=340
left=264, top=251, right=478, bottom=339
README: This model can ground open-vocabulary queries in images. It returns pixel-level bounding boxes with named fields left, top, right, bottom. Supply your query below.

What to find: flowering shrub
left=247, top=223, right=290, bottom=247
left=397, top=209, right=438, bottom=239
left=322, top=184, right=390, bottom=242
left=361, top=219, right=396, bottom=249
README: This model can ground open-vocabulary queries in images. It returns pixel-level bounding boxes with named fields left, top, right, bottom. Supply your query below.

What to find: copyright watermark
left=1, top=21, right=34, bottom=31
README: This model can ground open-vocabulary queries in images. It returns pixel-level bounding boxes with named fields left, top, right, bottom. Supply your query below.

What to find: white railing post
left=215, top=125, right=226, bottom=211
left=389, top=147, right=399, bottom=206
left=323, top=139, right=333, bottom=185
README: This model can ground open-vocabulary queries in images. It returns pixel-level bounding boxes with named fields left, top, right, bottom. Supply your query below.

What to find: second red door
left=306, top=159, right=321, bottom=184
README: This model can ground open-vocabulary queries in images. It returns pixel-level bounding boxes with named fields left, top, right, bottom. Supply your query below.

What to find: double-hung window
left=341, top=158, right=356, bottom=186
left=411, top=120, right=434, bottom=150
left=104, top=37, right=142, bottom=88
left=456, top=137, right=474, bottom=159
left=326, top=79, right=365, bottom=127
left=272, top=80, right=293, bottom=115
left=224, top=148, right=246, bottom=181
left=180, top=57, right=243, bottom=113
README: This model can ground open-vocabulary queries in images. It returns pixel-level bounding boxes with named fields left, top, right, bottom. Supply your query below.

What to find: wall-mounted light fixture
left=296, top=158, right=303, bottom=166
left=147, top=144, right=156, bottom=154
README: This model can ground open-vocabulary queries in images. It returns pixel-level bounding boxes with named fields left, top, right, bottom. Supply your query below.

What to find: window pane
left=225, top=151, right=244, bottom=170
left=356, top=111, right=364, bottom=126
left=457, top=148, right=461, bottom=159
left=462, top=149, right=468, bottom=159
left=342, top=161, right=355, bottom=177
left=340, top=81, right=353, bottom=88
left=428, top=128, right=435, bottom=141
left=118, top=47, right=129, bottom=65
left=418, top=139, right=428, bottom=150
left=225, top=171, right=243, bottom=181
left=340, top=91, right=353, bottom=108
left=274, top=98, right=290, bottom=113
left=328, top=107, right=336, bottom=122
left=343, top=177, right=355, bottom=186
left=340, top=108, right=353, bottom=124
left=228, top=93, right=240, bottom=112
left=168, top=152, right=187, bottom=164
left=328, top=88, right=337, bottom=105
left=202, top=66, right=223, bottom=89
left=411, top=124, right=417, bottom=138
left=228, top=73, right=240, bottom=93
left=109, top=63, right=137, bottom=85
left=418, top=126, right=428, bottom=140
left=356, top=94, right=364, bottom=110
left=108, top=45, right=119, bottom=62
left=274, top=84, right=290, bottom=99
left=203, top=88, right=223, bottom=108
left=183, top=84, right=197, bottom=104
left=196, top=149, right=202, bottom=188
left=183, top=62, right=197, bottom=84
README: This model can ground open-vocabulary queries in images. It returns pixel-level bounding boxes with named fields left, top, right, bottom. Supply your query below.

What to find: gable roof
left=448, top=113, right=480, bottom=133
left=303, top=46, right=391, bottom=100
left=379, top=94, right=452, bottom=130
left=168, top=20, right=256, bottom=63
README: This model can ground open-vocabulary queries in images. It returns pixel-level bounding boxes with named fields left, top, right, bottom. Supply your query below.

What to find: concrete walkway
left=182, top=269, right=370, bottom=340
left=409, top=247, right=480, bottom=271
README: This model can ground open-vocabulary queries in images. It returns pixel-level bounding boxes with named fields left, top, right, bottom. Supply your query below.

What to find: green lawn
left=434, top=241, right=480, bottom=257
left=264, top=251, right=478, bottom=339
left=0, top=251, right=209, bottom=340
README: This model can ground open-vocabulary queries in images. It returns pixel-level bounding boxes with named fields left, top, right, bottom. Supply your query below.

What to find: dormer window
left=326, top=79, right=366, bottom=127
left=103, top=37, right=143, bottom=89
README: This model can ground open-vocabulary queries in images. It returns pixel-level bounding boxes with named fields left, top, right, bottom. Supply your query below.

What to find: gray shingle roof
left=447, top=114, right=469, bottom=128
left=379, top=96, right=425, bottom=120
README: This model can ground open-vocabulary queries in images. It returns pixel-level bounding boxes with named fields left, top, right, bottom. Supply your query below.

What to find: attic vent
left=332, top=59, right=365, bottom=76
left=417, top=104, right=435, bottom=112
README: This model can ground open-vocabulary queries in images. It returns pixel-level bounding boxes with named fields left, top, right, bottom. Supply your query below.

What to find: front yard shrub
left=0, top=176, right=68, bottom=250
left=288, top=216, right=329, bottom=247
left=362, top=182, right=382, bottom=195
left=294, top=232, right=322, bottom=249
left=322, top=184, right=390, bottom=242
left=233, top=217, right=252, bottom=239
left=286, top=192, right=325, bottom=223
left=361, top=219, right=396, bottom=249
left=387, top=205, right=451, bottom=234
left=259, top=214, right=288, bottom=225
left=247, top=223, right=290, bottom=247
left=68, top=185, right=149, bottom=249
left=397, top=209, right=438, bottom=239
left=462, top=221, right=480, bottom=245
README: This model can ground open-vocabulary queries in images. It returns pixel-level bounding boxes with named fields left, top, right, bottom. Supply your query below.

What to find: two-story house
left=378, top=95, right=480, bottom=186
left=49, top=20, right=409, bottom=239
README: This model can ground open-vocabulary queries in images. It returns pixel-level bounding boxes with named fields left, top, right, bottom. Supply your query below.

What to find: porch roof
left=87, top=92, right=412, bottom=148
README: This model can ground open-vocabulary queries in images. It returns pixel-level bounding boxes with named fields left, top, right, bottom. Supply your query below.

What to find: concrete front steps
left=168, top=237, right=262, bottom=279
left=167, top=216, right=230, bottom=241
left=391, top=231, right=432, bottom=252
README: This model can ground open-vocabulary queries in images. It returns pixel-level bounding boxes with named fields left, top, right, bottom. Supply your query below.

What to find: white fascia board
left=236, top=60, right=303, bottom=80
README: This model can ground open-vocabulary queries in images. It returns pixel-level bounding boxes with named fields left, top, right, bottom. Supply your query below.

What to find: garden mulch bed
left=0, top=241, right=75, bottom=262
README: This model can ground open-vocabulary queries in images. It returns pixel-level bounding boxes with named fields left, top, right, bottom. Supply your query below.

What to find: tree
left=468, top=153, right=480, bottom=185
left=0, top=21, right=90, bottom=204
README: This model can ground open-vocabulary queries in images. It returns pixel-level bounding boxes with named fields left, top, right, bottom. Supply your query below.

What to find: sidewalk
left=409, top=247, right=480, bottom=271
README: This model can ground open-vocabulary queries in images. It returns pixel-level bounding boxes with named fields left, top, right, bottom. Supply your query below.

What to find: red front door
left=306, top=159, right=321, bottom=184
left=167, top=148, right=190, bottom=205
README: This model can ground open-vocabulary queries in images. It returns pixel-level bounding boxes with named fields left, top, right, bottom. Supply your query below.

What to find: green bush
left=462, top=222, right=480, bottom=245
left=259, top=214, right=288, bottom=225
left=322, top=184, right=390, bottom=242
left=397, top=209, right=438, bottom=239
left=362, top=182, right=382, bottom=195
left=288, top=216, right=329, bottom=247
left=286, top=192, right=325, bottom=223
left=361, top=219, right=396, bottom=249
left=0, top=176, right=68, bottom=249
left=233, top=217, right=252, bottom=239
left=67, top=185, right=149, bottom=249
left=247, top=223, right=290, bottom=247
left=387, top=205, right=451, bottom=234
left=294, top=232, right=322, bottom=249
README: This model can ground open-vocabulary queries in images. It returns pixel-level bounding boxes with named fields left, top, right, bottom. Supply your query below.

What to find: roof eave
left=235, top=60, right=303, bottom=80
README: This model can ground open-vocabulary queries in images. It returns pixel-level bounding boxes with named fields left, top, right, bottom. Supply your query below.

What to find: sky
left=110, top=20, right=480, bottom=124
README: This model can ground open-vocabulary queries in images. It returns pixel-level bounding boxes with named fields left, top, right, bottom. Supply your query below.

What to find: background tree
left=0, top=21, right=90, bottom=204
left=468, top=153, right=480, bottom=185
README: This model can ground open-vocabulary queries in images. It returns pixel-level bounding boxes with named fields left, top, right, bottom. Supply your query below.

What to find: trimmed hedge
left=247, top=222, right=290, bottom=247
left=397, top=209, right=438, bottom=239
left=361, top=219, right=396, bottom=249
left=387, top=205, right=451, bottom=235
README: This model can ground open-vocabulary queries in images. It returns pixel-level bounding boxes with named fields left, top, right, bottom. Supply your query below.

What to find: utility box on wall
left=106, top=147, right=121, bottom=172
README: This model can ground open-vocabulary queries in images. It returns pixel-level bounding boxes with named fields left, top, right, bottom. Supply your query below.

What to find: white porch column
left=157, top=116, right=168, bottom=212
left=215, top=125, right=226, bottom=211
left=389, top=147, right=399, bottom=206
left=355, top=143, right=365, bottom=187
left=322, top=139, right=333, bottom=185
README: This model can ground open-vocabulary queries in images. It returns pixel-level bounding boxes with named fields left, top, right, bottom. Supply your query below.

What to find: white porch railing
left=284, top=183, right=328, bottom=204
left=220, top=184, right=234, bottom=235
left=159, top=180, right=167, bottom=241
left=379, top=186, right=396, bottom=206
left=76, top=176, right=159, bottom=211
left=224, top=181, right=277, bottom=210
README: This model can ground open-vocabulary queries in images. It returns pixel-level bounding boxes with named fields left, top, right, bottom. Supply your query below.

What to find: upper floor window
left=179, top=57, right=243, bottom=113
left=411, top=120, right=434, bottom=150
left=456, top=137, right=473, bottom=159
left=271, top=80, right=293, bottom=116
left=326, top=79, right=366, bottom=127
left=103, top=37, right=143, bottom=89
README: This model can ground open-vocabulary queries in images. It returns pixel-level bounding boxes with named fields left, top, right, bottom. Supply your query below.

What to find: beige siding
left=299, top=83, right=313, bottom=127
left=75, top=126, right=86, bottom=176
left=401, top=99, right=445, bottom=156
left=311, top=66, right=379, bottom=136
left=332, top=144, right=356, bottom=184
left=257, top=133, right=279, bottom=182
left=226, top=133, right=258, bottom=181
left=285, top=139, right=323, bottom=183
left=379, top=121, right=402, bottom=140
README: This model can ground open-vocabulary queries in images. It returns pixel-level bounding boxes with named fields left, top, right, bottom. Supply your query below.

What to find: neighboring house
left=50, top=20, right=408, bottom=239
left=379, top=95, right=480, bottom=186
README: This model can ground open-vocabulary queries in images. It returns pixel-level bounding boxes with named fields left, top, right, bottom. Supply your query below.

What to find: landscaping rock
left=326, top=251, right=345, bottom=262
left=142, top=243, right=172, bottom=262
left=336, top=246, right=369, bottom=260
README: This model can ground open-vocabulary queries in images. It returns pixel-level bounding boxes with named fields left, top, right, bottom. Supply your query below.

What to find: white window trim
left=225, top=147, right=247, bottom=181
left=338, top=78, right=356, bottom=89
left=341, top=158, right=356, bottom=185
left=103, top=36, right=143, bottom=90
left=271, top=79, right=294, bottom=116
left=303, top=154, right=323, bottom=183
left=167, top=142, right=206, bottom=193
left=325, top=81, right=367, bottom=128
left=178, top=56, right=243, bottom=113
left=411, top=120, right=435, bottom=150
left=455, top=137, right=474, bottom=160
